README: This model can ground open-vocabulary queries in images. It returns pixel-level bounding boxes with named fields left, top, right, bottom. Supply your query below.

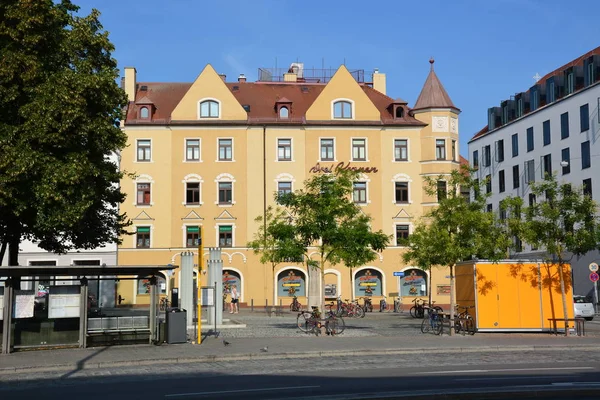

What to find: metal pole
left=214, top=283, right=217, bottom=337
left=197, top=285, right=202, bottom=344
left=149, top=276, right=157, bottom=344
left=251, top=298, right=254, bottom=312
left=79, top=277, right=88, bottom=348
left=2, top=278, right=14, bottom=354
left=595, top=281, right=598, bottom=315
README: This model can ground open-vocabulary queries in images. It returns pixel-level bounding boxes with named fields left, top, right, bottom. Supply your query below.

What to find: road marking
left=165, top=385, right=321, bottom=398
left=418, top=366, right=594, bottom=375
left=455, top=375, right=573, bottom=382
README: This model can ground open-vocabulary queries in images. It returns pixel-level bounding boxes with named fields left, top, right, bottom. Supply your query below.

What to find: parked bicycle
left=297, top=305, right=345, bottom=336
left=361, top=297, right=373, bottom=313
left=410, top=298, right=443, bottom=318
left=421, top=306, right=443, bottom=335
left=454, top=305, right=476, bottom=335
left=335, top=298, right=365, bottom=318
left=290, top=296, right=302, bottom=312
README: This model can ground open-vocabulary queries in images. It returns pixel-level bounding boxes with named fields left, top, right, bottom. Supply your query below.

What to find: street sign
left=393, top=272, right=405, bottom=277
left=589, top=262, right=599, bottom=272
left=590, top=272, right=599, bottom=282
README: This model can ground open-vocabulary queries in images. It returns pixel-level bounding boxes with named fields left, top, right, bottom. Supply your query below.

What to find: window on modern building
left=218, top=182, right=232, bottom=204
left=546, top=79, right=556, bottom=103
left=525, top=159, right=535, bottom=184
left=333, top=101, right=352, bottom=119
left=278, top=181, right=292, bottom=196
left=483, top=145, right=491, bottom=167
left=561, top=148, right=570, bottom=175
left=499, top=208, right=507, bottom=221
left=514, top=236, right=523, bottom=252
left=485, top=174, right=492, bottom=194
left=531, top=88, right=539, bottom=111
left=566, top=70, right=575, bottom=95
left=320, top=138, right=335, bottom=161
left=278, top=138, right=292, bottom=161
left=542, top=120, right=551, bottom=146
left=279, top=106, right=289, bottom=119
left=140, top=107, right=149, bottom=119
left=436, top=139, right=446, bottom=160
left=394, top=139, right=408, bottom=161
left=583, top=178, right=593, bottom=199
left=472, top=150, right=479, bottom=168
left=452, top=140, right=457, bottom=161
left=395, top=182, right=409, bottom=204
left=560, top=112, right=569, bottom=139
left=200, top=100, right=219, bottom=118
left=352, top=139, right=367, bottom=161
left=581, top=140, right=591, bottom=169
left=586, top=61, right=596, bottom=86
left=218, top=139, right=233, bottom=161
left=516, top=98, right=524, bottom=118
left=526, top=127, right=534, bottom=152
left=137, top=183, right=151, bottom=205
left=437, top=180, right=447, bottom=202
left=486, top=204, right=493, bottom=213
left=186, top=226, right=200, bottom=248
left=529, top=193, right=537, bottom=207
left=353, top=182, right=367, bottom=204
left=512, top=133, right=519, bottom=157
left=499, top=170, right=505, bottom=193
left=473, top=179, right=480, bottom=200
left=136, top=226, right=150, bottom=248
left=218, top=225, right=233, bottom=247
left=395, top=225, right=409, bottom=246
left=186, top=139, right=200, bottom=161
left=186, top=182, right=200, bottom=205
left=580, top=104, right=590, bottom=132
left=512, top=165, right=520, bottom=189
left=542, top=154, right=552, bottom=179
left=496, top=139, right=504, bottom=162
left=137, top=139, right=151, bottom=162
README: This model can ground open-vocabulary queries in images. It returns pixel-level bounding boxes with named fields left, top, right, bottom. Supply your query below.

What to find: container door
left=474, top=263, right=499, bottom=329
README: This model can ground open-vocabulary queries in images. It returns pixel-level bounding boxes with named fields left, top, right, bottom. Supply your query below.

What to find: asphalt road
left=2, top=351, right=600, bottom=399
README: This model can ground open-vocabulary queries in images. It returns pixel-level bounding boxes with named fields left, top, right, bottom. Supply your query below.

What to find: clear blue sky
left=77, top=0, right=599, bottom=157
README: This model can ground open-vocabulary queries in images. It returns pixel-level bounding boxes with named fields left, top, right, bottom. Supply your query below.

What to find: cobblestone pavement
left=0, top=350, right=598, bottom=391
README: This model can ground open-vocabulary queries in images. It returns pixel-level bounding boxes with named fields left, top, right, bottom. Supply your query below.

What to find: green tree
left=402, top=166, right=511, bottom=334
left=501, top=175, right=600, bottom=334
left=0, top=0, right=129, bottom=265
left=275, top=170, right=390, bottom=310
left=248, top=206, right=305, bottom=306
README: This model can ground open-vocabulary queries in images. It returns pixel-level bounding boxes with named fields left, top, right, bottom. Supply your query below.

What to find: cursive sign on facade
left=309, top=162, right=378, bottom=174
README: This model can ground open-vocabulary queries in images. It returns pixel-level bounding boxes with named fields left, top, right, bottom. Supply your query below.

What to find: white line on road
left=417, top=366, right=594, bottom=375
left=165, top=385, right=321, bottom=398
left=455, top=375, right=574, bottom=382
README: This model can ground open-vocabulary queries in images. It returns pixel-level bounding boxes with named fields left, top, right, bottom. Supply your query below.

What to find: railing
left=258, top=67, right=370, bottom=83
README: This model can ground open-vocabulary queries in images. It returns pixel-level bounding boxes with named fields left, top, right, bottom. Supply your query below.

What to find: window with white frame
left=333, top=100, right=352, bottom=119
left=352, top=138, right=366, bottom=161
left=186, top=182, right=200, bottom=205
left=137, top=183, right=151, bottom=205
left=394, top=139, right=408, bottom=161
left=219, top=225, right=233, bottom=247
left=278, top=139, right=292, bottom=161
left=218, top=182, right=232, bottom=204
left=218, top=138, right=233, bottom=161
left=395, top=182, right=409, bottom=204
left=320, top=138, right=335, bottom=161
left=436, top=139, right=446, bottom=160
left=186, top=226, right=200, bottom=248
left=137, top=139, right=151, bottom=162
left=136, top=226, right=151, bottom=248
left=199, top=100, right=219, bottom=118
left=395, top=225, right=409, bottom=246
left=279, top=107, right=289, bottom=119
left=353, top=182, right=367, bottom=204
left=278, top=181, right=292, bottom=196
left=186, top=139, right=200, bottom=161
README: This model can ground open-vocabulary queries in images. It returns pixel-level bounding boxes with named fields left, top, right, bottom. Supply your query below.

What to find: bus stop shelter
left=0, top=264, right=177, bottom=354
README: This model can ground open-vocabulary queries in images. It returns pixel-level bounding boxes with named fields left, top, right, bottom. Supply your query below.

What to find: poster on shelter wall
left=48, top=286, right=80, bottom=319
left=13, top=290, right=35, bottom=319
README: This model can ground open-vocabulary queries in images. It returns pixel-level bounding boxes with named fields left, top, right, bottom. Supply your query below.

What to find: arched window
left=354, top=268, right=382, bottom=296
left=395, top=107, right=404, bottom=118
left=333, top=100, right=352, bottom=119
left=400, top=269, right=427, bottom=297
left=277, top=269, right=306, bottom=297
left=199, top=100, right=219, bottom=118
left=140, top=107, right=149, bottom=119
left=279, top=106, right=289, bottom=119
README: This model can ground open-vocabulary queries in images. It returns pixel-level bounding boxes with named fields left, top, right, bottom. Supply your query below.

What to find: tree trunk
left=272, top=264, right=277, bottom=307
left=428, top=269, right=433, bottom=308
left=557, top=259, right=570, bottom=336
left=0, top=242, right=7, bottom=265
left=449, top=264, right=455, bottom=336
left=8, top=236, right=19, bottom=266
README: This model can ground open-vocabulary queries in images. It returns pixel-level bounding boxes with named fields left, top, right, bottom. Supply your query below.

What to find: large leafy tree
left=402, top=166, right=511, bottom=334
left=0, top=0, right=129, bottom=265
left=275, top=170, right=390, bottom=310
left=501, top=175, right=600, bottom=334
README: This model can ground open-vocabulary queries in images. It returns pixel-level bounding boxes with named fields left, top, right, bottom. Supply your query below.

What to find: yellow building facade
left=118, top=60, right=461, bottom=309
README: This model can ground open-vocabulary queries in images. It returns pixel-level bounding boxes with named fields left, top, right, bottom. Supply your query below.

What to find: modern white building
left=468, top=46, right=600, bottom=297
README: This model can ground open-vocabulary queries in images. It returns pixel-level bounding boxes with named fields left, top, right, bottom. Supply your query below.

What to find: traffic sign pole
left=591, top=263, right=600, bottom=314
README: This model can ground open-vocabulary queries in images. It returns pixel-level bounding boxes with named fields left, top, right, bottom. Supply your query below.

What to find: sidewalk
left=0, top=333, right=596, bottom=375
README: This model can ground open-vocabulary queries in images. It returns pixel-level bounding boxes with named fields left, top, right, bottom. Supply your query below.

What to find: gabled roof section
left=136, top=96, right=154, bottom=105
left=171, top=64, right=247, bottom=121
left=413, top=59, right=458, bottom=111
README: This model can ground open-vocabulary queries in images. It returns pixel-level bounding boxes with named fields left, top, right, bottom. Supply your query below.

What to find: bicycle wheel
left=420, top=318, right=431, bottom=334
left=465, top=316, right=476, bottom=335
left=297, top=311, right=312, bottom=333
left=410, top=306, right=417, bottom=318
left=356, top=306, right=365, bottom=318
left=432, top=317, right=443, bottom=335
left=416, top=307, right=425, bottom=319
left=325, top=316, right=344, bottom=335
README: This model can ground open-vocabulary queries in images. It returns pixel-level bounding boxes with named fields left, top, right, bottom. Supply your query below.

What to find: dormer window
left=279, top=106, right=289, bottom=119
left=333, top=100, right=352, bottom=119
left=140, top=107, right=149, bottom=119
left=199, top=100, right=219, bottom=118
left=395, top=107, right=404, bottom=118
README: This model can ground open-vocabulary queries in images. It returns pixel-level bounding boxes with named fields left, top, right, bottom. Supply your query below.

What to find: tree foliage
left=274, top=170, right=390, bottom=309
left=0, top=0, right=129, bottom=264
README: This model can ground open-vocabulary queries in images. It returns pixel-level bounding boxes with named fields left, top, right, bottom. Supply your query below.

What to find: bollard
left=251, top=299, right=254, bottom=312
left=394, top=298, right=400, bottom=313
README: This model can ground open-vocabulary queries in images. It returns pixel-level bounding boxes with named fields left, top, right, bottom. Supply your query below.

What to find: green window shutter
left=219, top=226, right=232, bottom=233
left=187, top=226, right=199, bottom=233
left=137, top=226, right=150, bottom=233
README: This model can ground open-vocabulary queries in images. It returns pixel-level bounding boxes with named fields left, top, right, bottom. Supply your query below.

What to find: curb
left=0, top=344, right=595, bottom=375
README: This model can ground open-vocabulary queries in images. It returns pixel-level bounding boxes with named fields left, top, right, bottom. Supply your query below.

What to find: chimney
left=124, top=66, right=137, bottom=102
left=219, top=73, right=227, bottom=82
left=283, top=72, right=297, bottom=82
left=238, top=74, right=246, bottom=83
left=372, top=68, right=386, bottom=95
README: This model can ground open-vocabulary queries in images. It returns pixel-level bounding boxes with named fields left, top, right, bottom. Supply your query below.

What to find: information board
left=13, top=290, right=35, bottom=319
left=200, top=287, right=214, bottom=306
left=48, top=286, right=80, bottom=319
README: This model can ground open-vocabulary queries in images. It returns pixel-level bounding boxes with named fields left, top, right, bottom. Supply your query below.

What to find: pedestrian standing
left=230, top=284, right=239, bottom=314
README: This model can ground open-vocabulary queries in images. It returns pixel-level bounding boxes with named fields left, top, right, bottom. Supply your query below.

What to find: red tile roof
left=125, top=81, right=425, bottom=127
left=470, top=45, right=600, bottom=142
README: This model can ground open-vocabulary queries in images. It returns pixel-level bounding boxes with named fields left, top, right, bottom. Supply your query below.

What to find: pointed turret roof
left=413, top=58, right=458, bottom=111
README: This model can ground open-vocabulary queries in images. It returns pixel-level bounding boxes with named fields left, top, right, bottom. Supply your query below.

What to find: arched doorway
left=354, top=268, right=383, bottom=297
left=222, top=270, right=242, bottom=300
